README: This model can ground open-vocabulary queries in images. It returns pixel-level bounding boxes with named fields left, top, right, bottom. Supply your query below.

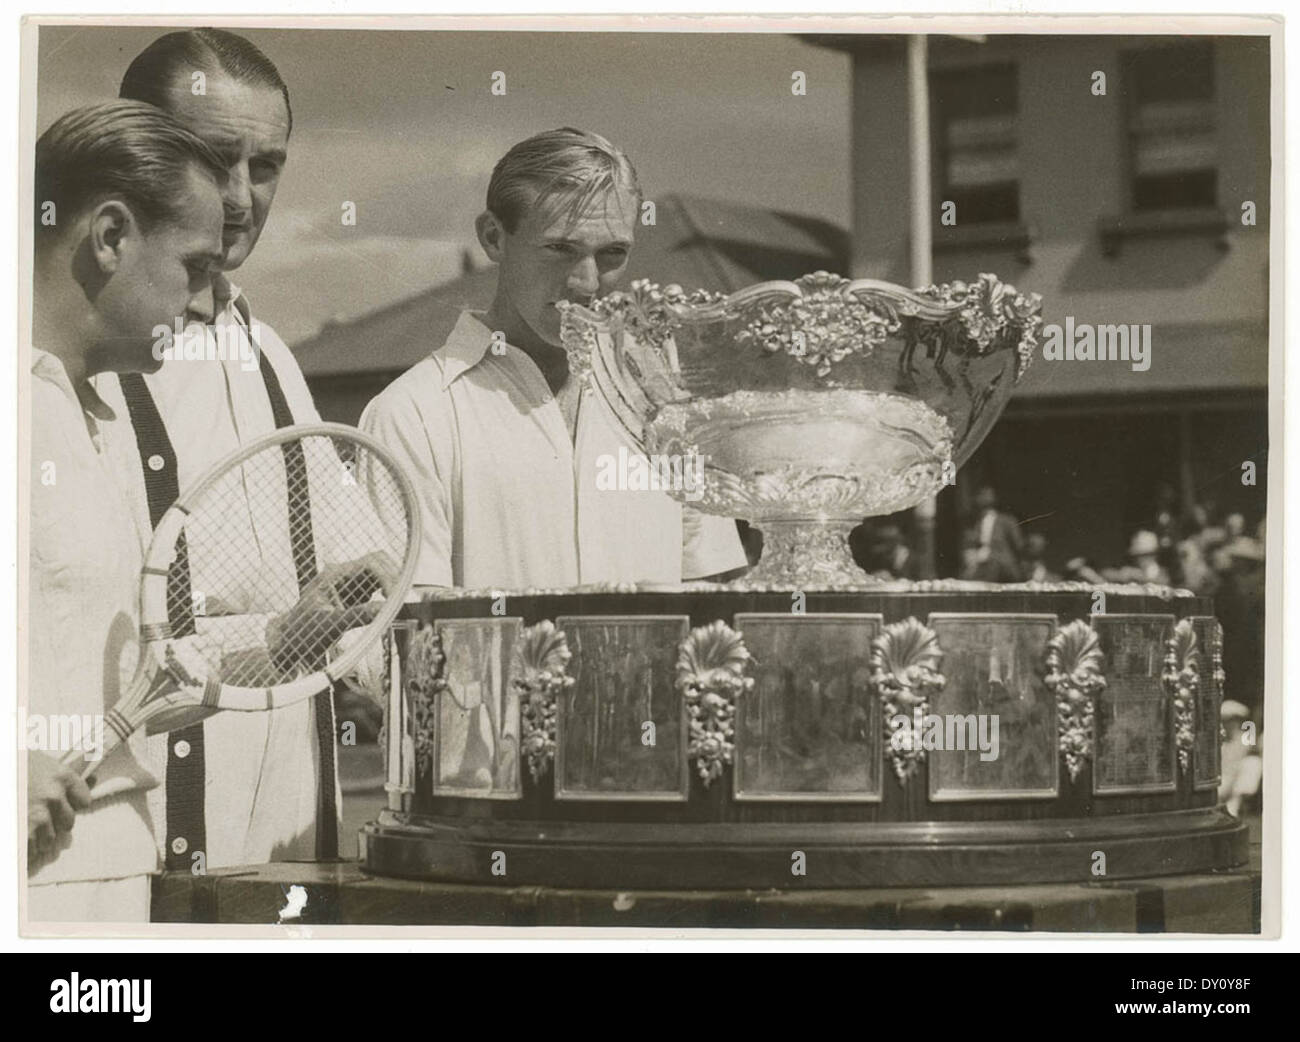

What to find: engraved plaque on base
left=927, top=614, right=1059, bottom=801
left=555, top=615, right=690, bottom=801
left=1189, top=615, right=1224, bottom=790
left=432, top=618, right=522, bottom=799
left=732, top=614, right=883, bottom=802
left=1093, top=614, right=1176, bottom=795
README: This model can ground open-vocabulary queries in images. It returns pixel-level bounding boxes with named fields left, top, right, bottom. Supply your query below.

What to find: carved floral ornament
left=919, top=273, right=1044, bottom=380
left=557, top=279, right=722, bottom=381
left=1044, top=620, right=1107, bottom=783
left=396, top=612, right=1211, bottom=796
left=871, top=617, right=947, bottom=783
left=1162, top=619, right=1201, bottom=773
left=675, top=620, right=754, bottom=786
left=735, top=272, right=899, bottom=377
left=510, top=620, right=575, bottom=783
left=404, top=624, right=447, bottom=780
left=558, top=272, right=1043, bottom=382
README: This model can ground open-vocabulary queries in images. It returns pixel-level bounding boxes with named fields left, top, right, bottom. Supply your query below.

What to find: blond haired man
left=362, top=128, right=746, bottom=589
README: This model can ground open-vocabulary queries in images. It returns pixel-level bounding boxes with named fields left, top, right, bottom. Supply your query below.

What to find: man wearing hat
left=1104, top=529, right=1172, bottom=586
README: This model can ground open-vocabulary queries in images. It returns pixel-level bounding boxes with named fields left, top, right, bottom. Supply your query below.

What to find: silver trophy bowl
left=559, top=271, right=1043, bottom=586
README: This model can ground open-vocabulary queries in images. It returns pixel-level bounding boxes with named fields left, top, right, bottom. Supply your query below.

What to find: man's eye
left=249, top=159, right=280, bottom=180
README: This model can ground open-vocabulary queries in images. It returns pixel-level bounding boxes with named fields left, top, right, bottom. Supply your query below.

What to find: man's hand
left=264, top=556, right=391, bottom=676
left=27, top=751, right=91, bottom=866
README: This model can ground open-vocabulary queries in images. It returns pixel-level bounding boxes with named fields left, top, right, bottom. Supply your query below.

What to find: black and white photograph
left=15, top=12, right=1283, bottom=946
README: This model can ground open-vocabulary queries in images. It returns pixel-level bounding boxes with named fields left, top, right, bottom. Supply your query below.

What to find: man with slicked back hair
left=28, top=101, right=225, bottom=921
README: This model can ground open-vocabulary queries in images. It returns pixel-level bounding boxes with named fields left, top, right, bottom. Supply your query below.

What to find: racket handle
left=52, top=654, right=172, bottom=782
left=57, top=723, right=126, bottom=783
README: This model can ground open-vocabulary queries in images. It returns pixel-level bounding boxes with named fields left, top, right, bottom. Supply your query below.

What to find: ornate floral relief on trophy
left=1162, top=618, right=1201, bottom=774
left=675, top=620, right=754, bottom=787
left=734, top=270, right=901, bottom=376
left=404, top=623, right=447, bottom=783
left=1044, top=619, right=1106, bottom=784
left=510, top=620, right=574, bottom=784
left=872, top=617, right=947, bottom=783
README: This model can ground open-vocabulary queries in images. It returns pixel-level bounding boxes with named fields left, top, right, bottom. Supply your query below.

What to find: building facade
left=815, top=33, right=1271, bottom=573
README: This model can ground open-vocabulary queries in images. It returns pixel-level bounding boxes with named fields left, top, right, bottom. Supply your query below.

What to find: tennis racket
left=60, top=422, right=421, bottom=780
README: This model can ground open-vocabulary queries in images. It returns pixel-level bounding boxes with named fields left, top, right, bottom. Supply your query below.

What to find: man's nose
left=224, top=160, right=253, bottom=219
left=187, top=281, right=216, bottom=326
left=567, top=256, right=600, bottom=299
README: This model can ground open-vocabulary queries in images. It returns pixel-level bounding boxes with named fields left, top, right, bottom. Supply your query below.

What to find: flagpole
left=908, top=34, right=933, bottom=289
left=908, top=34, right=939, bottom=580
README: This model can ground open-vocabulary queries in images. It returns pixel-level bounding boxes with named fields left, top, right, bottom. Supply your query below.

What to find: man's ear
left=475, top=210, right=506, bottom=263
left=88, top=199, right=134, bottom=275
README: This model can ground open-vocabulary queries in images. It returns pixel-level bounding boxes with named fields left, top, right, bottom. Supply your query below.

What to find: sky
left=36, top=25, right=851, bottom=345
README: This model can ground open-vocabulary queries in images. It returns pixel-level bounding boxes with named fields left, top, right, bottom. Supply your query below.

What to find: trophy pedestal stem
left=748, top=519, right=866, bottom=587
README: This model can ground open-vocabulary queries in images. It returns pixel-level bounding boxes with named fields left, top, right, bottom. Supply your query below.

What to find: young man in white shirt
left=362, top=128, right=747, bottom=589
left=26, top=101, right=226, bottom=921
left=99, top=29, right=341, bottom=872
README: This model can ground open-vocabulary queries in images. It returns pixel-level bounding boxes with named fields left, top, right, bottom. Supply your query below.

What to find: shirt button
left=173, top=739, right=191, bottom=759
left=171, top=836, right=188, bottom=855
left=147, top=454, right=166, bottom=472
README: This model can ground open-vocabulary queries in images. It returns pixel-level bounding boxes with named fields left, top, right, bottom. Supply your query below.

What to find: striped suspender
left=233, top=297, right=339, bottom=859
left=118, top=373, right=207, bottom=872
left=121, top=300, right=340, bottom=866
left=248, top=328, right=340, bottom=861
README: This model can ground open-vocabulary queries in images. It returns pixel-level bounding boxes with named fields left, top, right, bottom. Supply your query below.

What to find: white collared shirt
left=27, top=349, right=159, bottom=885
left=360, top=311, right=747, bottom=589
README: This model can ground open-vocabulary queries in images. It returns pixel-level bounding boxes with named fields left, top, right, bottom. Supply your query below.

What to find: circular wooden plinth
left=361, top=807, right=1247, bottom=889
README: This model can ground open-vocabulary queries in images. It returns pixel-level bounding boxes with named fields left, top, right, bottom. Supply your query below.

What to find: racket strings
left=163, top=434, right=413, bottom=690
